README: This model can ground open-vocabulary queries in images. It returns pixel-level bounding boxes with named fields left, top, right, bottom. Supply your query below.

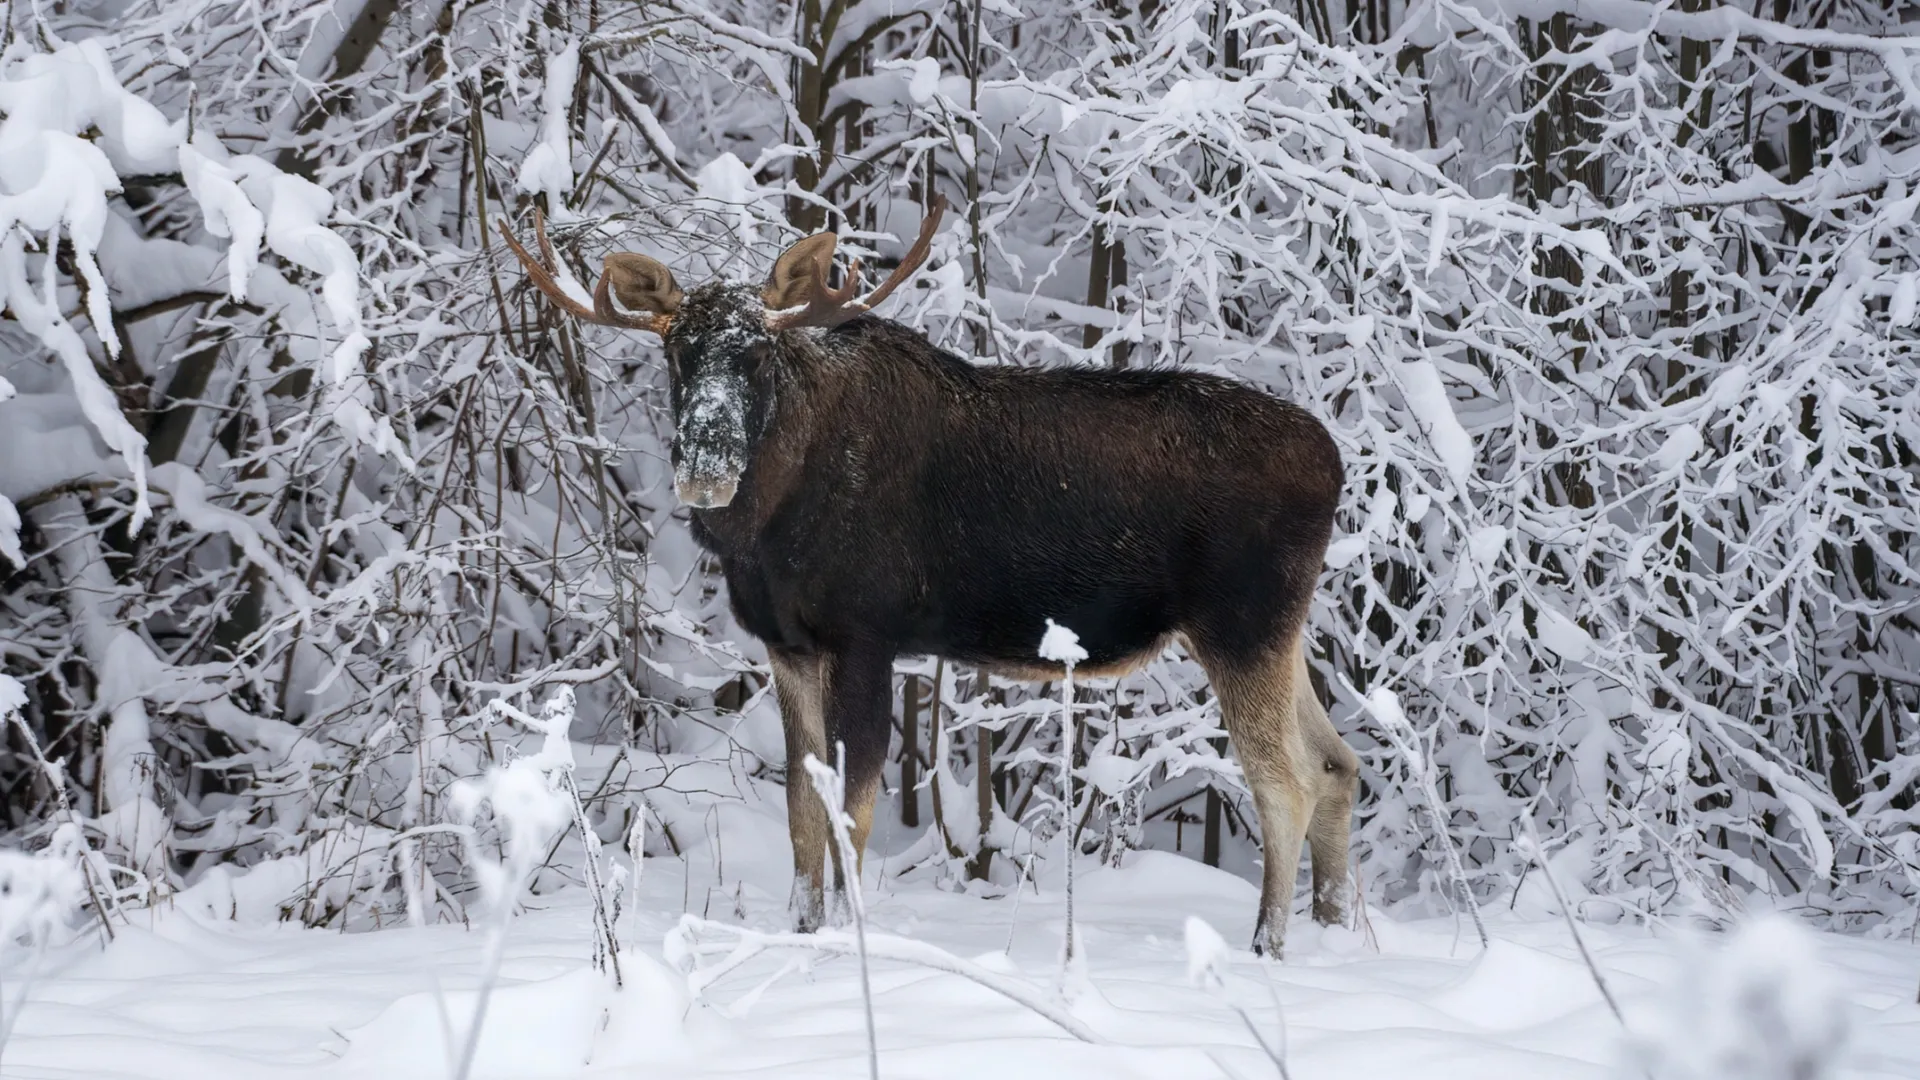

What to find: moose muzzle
left=673, top=376, right=748, bottom=509
left=675, top=468, right=738, bottom=509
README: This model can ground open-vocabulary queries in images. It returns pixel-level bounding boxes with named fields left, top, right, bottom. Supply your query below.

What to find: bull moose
left=500, top=200, right=1359, bottom=957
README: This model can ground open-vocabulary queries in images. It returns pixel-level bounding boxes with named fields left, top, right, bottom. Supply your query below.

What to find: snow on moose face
left=661, top=282, right=776, bottom=509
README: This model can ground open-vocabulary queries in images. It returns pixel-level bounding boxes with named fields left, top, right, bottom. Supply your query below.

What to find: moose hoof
left=824, top=886, right=853, bottom=929
left=1250, top=917, right=1287, bottom=961
left=789, top=879, right=825, bottom=934
left=1312, top=877, right=1351, bottom=928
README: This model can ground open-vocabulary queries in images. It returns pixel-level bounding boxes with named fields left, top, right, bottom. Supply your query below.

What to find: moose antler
left=764, top=196, right=948, bottom=331
left=497, top=210, right=680, bottom=335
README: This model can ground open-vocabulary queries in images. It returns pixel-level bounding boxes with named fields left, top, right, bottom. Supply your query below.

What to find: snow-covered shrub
left=0, top=826, right=84, bottom=949
left=1625, top=915, right=1851, bottom=1080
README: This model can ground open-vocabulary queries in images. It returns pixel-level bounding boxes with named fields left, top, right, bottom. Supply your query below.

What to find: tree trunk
left=1202, top=735, right=1227, bottom=867
left=274, top=0, right=406, bottom=178
left=900, top=674, right=921, bottom=828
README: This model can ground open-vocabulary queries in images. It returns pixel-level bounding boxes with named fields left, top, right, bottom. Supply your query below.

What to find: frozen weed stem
left=805, top=748, right=879, bottom=1080
left=445, top=691, right=583, bottom=1080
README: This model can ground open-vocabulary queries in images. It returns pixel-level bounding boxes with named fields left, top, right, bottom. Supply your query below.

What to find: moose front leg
left=770, top=649, right=832, bottom=932
left=773, top=644, right=893, bottom=930
left=794, top=641, right=898, bottom=922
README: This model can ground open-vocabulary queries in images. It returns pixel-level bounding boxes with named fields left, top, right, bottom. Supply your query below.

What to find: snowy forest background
left=1, top=0, right=1917, bottom=943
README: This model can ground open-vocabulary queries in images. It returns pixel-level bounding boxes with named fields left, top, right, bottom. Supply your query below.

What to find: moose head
left=497, top=200, right=946, bottom=509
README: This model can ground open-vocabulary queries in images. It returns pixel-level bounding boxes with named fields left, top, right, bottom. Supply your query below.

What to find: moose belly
left=725, top=550, right=1178, bottom=664
left=900, top=558, right=1180, bottom=672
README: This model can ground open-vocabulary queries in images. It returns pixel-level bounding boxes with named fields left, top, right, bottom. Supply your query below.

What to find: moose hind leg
left=771, top=650, right=832, bottom=932
left=1296, top=646, right=1360, bottom=926
left=1199, top=639, right=1314, bottom=958
left=1308, top=787, right=1356, bottom=926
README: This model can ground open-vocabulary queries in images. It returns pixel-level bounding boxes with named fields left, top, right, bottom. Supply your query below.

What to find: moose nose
left=676, top=479, right=737, bottom=509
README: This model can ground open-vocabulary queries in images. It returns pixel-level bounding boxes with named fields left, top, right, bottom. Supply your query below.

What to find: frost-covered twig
left=622, top=805, right=649, bottom=954
left=804, top=748, right=878, bottom=1080
left=1516, top=821, right=1626, bottom=1027
left=2, top=678, right=118, bottom=939
left=1040, top=619, right=1088, bottom=979
left=487, top=691, right=623, bottom=984
left=1357, top=682, right=1488, bottom=951
left=446, top=691, right=579, bottom=1080
left=668, top=917, right=1104, bottom=1044
left=396, top=839, right=456, bottom=1070
left=1185, top=916, right=1291, bottom=1080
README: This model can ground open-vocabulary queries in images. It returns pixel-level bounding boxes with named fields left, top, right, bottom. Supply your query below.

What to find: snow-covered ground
left=5, top=834, right=1917, bottom=1080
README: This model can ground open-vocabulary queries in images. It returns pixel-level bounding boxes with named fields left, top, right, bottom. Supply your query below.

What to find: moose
left=501, top=200, right=1358, bottom=957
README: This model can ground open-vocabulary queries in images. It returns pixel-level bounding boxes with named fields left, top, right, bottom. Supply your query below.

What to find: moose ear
left=764, top=233, right=839, bottom=311
left=602, top=253, right=683, bottom=315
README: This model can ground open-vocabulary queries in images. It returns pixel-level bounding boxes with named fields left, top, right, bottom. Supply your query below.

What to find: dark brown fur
left=662, top=294, right=1357, bottom=956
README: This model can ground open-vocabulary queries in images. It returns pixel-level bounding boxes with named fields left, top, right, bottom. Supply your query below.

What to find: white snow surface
left=5, top=840, right=1916, bottom=1079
